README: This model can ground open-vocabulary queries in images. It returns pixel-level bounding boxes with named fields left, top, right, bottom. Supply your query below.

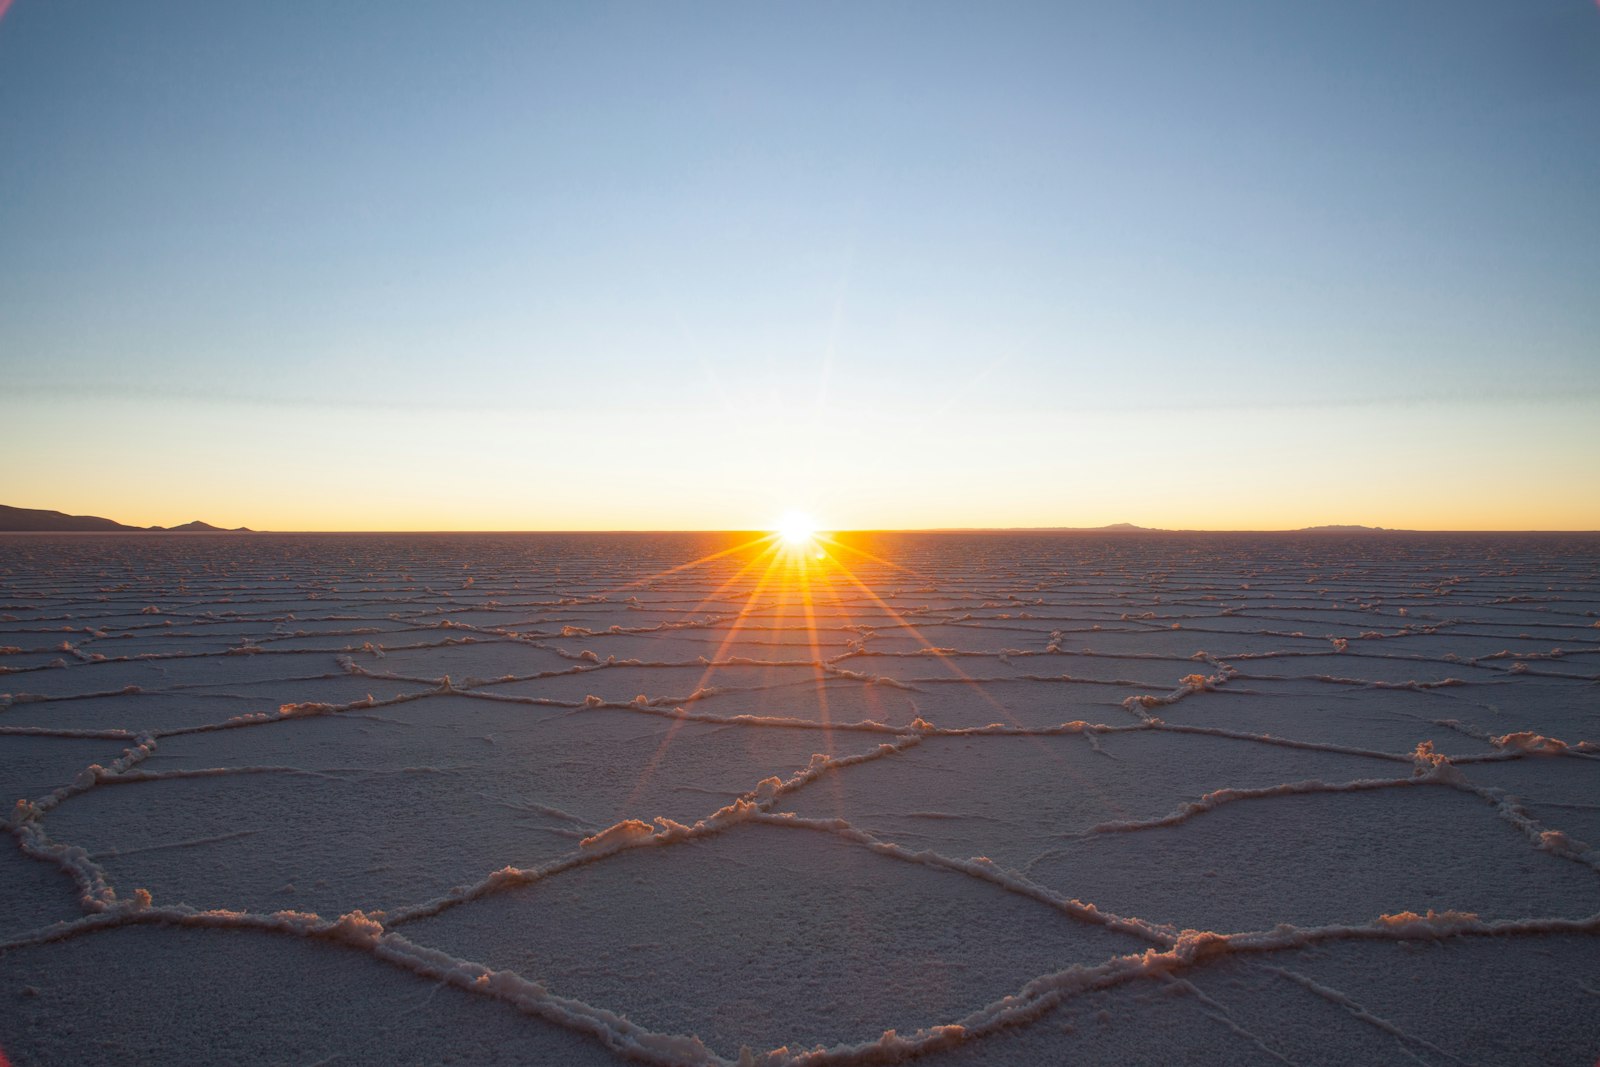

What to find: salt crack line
left=90, top=828, right=260, bottom=860
left=750, top=810, right=1173, bottom=947
left=1254, top=964, right=1472, bottom=1066
left=1158, top=975, right=1301, bottom=1066
left=1148, top=723, right=1417, bottom=764
left=749, top=911, right=1600, bottom=1067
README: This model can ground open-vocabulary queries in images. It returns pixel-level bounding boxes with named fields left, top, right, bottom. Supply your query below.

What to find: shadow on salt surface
left=1029, top=788, right=1600, bottom=934
left=781, top=731, right=1398, bottom=870
left=45, top=701, right=883, bottom=916
left=1153, top=681, right=1498, bottom=756
left=1185, top=934, right=1600, bottom=1067
left=0, top=925, right=619, bottom=1067
left=405, top=821, right=1146, bottom=1057
left=0, top=675, right=430, bottom=733
left=0, top=845, right=79, bottom=941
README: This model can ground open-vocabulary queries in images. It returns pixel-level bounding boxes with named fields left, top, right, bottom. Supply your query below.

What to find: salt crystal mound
left=1, top=530, right=1598, bottom=1065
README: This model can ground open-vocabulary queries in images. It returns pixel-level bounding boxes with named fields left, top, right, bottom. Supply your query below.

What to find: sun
left=775, top=510, right=820, bottom=549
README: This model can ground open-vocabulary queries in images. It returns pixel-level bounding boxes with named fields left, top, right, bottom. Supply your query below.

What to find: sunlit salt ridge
left=1, top=531, right=1598, bottom=1065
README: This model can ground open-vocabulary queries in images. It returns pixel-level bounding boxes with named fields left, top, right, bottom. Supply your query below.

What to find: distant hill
left=0, top=505, right=138, bottom=532
left=1295, top=524, right=1396, bottom=533
left=0, top=504, right=252, bottom=532
left=165, top=520, right=249, bottom=532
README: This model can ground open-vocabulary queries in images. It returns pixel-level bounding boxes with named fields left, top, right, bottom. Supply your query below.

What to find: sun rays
left=613, top=519, right=1020, bottom=814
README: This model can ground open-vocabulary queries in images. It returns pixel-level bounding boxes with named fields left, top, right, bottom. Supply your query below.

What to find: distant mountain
left=0, top=504, right=252, bottom=533
left=1295, top=524, right=1395, bottom=533
left=165, top=520, right=250, bottom=532
left=0, top=505, right=138, bottom=532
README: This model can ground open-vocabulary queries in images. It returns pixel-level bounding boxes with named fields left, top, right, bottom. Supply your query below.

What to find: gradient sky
left=2, top=1, right=1597, bottom=531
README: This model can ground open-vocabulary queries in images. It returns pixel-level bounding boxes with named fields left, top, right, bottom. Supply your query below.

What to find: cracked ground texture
left=2, top=531, right=1597, bottom=1066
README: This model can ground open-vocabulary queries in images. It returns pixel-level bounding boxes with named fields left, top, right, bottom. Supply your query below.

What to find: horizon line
left=9, top=526, right=1600, bottom=535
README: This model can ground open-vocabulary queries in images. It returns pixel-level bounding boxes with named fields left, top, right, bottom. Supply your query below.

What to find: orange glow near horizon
left=12, top=491, right=1600, bottom=534
left=9, top=438, right=1600, bottom=535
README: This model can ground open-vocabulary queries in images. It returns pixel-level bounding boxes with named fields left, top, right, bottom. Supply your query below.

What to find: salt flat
left=1, top=531, right=1597, bottom=1065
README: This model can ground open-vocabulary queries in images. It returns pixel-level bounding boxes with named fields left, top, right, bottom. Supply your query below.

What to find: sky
left=1, top=1, right=1597, bottom=531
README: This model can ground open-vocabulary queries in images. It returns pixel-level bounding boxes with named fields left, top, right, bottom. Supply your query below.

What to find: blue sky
left=2, top=1, right=1597, bottom=529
